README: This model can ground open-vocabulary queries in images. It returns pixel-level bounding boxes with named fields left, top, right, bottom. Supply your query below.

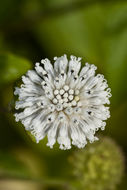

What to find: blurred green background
left=0, top=0, right=127, bottom=190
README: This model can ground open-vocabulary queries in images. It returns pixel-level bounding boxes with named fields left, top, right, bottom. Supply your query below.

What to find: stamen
left=60, top=89, right=65, bottom=95
left=63, top=98, right=68, bottom=103
left=69, top=95, right=74, bottom=101
left=64, top=85, right=69, bottom=91
left=69, top=89, right=74, bottom=95
left=75, top=89, right=79, bottom=95
left=63, top=93, right=68, bottom=98
left=56, top=94, right=61, bottom=100
left=53, top=98, right=58, bottom=104
left=74, top=96, right=80, bottom=102
left=54, top=89, right=59, bottom=95
left=71, top=100, right=77, bottom=106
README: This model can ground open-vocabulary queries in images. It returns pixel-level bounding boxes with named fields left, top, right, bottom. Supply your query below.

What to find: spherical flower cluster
left=14, top=55, right=111, bottom=150
left=69, top=137, right=124, bottom=190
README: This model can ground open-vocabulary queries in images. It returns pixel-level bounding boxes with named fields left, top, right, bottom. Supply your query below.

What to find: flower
left=69, top=137, right=124, bottom=190
left=14, top=55, right=111, bottom=150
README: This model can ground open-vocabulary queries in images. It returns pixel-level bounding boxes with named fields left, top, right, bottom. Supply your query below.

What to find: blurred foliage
left=0, top=147, right=45, bottom=179
left=0, top=0, right=127, bottom=190
left=0, top=53, right=31, bottom=86
left=0, top=179, right=43, bottom=190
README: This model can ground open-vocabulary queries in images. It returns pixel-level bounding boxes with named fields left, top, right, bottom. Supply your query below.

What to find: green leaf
left=103, top=2, right=127, bottom=108
left=0, top=0, right=22, bottom=25
left=0, top=53, right=31, bottom=86
left=0, top=151, right=30, bottom=178
left=106, top=101, right=127, bottom=149
left=0, top=148, right=45, bottom=179
left=34, top=5, right=105, bottom=67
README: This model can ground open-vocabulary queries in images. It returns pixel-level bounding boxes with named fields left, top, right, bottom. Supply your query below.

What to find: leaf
left=0, top=148, right=45, bottom=179
left=0, top=0, right=22, bottom=26
left=103, top=2, right=127, bottom=108
left=34, top=4, right=106, bottom=68
left=106, top=101, right=127, bottom=149
left=0, top=53, right=31, bottom=86
left=0, top=151, right=28, bottom=178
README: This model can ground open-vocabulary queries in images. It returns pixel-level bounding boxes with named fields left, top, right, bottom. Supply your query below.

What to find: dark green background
left=0, top=0, right=127, bottom=189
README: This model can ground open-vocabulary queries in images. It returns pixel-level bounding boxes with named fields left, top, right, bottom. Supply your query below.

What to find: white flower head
left=14, top=55, right=111, bottom=150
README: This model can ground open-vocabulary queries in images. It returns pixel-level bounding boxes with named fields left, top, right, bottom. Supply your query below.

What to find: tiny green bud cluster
left=69, top=137, right=124, bottom=190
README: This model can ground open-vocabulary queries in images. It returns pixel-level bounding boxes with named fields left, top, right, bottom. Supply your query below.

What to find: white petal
left=68, top=55, right=81, bottom=75
left=70, top=124, right=87, bottom=148
left=41, top=58, right=54, bottom=76
left=57, top=123, right=71, bottom=150
left=27, top=70, right=42, bottom=84
left=54, top=55, right=68, bottom=73
left=47, top=120, right=60, bottom=148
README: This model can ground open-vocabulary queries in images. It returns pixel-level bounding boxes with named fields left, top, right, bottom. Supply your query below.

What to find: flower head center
left=44, top=83, right=81, bottom=114
left=53, top=86, right=80, bottom=111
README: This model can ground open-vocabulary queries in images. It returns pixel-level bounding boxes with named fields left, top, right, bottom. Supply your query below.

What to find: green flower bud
left=69, top=137, right=124, bottom=190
